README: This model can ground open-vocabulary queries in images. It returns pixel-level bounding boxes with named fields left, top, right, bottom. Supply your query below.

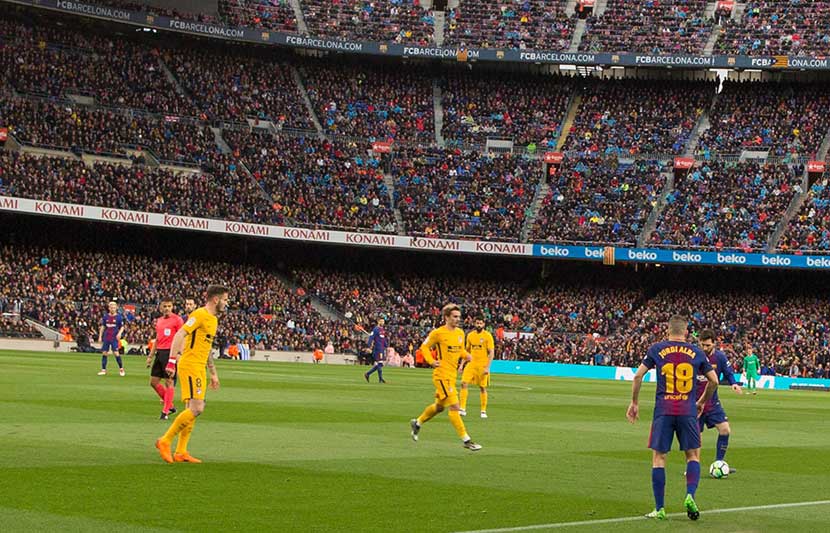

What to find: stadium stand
left=303, top=0, right=434, bottom=44
left=779, top=178, right=830, bottom=253
left=715, top=1, right=830, bottom=56
left=578, top=0, right=713, bottom=54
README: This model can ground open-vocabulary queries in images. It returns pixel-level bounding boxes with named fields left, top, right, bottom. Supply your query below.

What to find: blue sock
left=686, top=461, right=701, bottom=497
left=652, top=467, right=665, bottom=510
left=716, top=434, right=729, bottom=461
left=115, top=356, right=124, bottom=369
left=366, top=364, right=378, bottom=376
left=101, top=355, right=108, bottom=369
left=377, top=365, right=383, bottom=381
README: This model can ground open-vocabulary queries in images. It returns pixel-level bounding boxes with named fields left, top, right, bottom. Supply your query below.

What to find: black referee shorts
left=150, top=349, right=175, bottom=382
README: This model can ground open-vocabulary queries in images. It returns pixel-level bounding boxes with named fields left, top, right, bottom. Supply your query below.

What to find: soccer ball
left=709, top=460, right=730, bottom=479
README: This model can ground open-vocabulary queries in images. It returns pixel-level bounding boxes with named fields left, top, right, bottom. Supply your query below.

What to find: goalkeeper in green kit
left=743, top=344, right=761, bottom=395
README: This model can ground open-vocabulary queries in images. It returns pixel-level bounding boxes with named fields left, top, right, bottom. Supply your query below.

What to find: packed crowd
left=440, top=71, right=573, bottom=147
left=715, top=1, right=830, bottom=56
left=0, top=151, right=276, bottom=224
left=697, top=82, right=830, bottom=158
left=392, top=148, right=540, bottom=240
left=778, top=177, right=830, bottom=253
left=444, top=0, right=574, bottom=51
left=650, top=161, right=801, bottom=251
left=0, top=15, right=193, bottom=115
left=219, top=0, right=297, bottom=32
left=531, top=157, right=666, bottom=246
left=0, top=245, right=356, bottom=352
left=163, top=48, right=311, bottom=129
left=579, top=0, right=713, bottom=54
left=303, top=0, right=433, bottom=44
left=564, top=79, right=713, bottom=156
left=300, top=61, right=433, bottom=142
left=1, top=98, right=219, bottom=165
left=224, top=129, right=397, bottom=231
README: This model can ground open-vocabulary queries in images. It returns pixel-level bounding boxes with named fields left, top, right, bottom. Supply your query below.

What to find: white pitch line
left=451, top=500, right=830, bottom=533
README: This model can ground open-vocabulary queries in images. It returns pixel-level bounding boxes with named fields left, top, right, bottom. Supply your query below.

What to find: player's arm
left=116, top=318, right=125, bottom=340
left=207, top=351, right=220, bottom=390
left=484, top=333, right=495, bottom=374
left=696, top=369, right=719, bottom=416
left=420, top=330, right=439, bottom=368
left=166, top=327, right=188, bottom=377
left=146, top=338, right=156, bottom=367
left=626, top=363, right=650, bottom=423
left=97, top=321, right=104, bottom=343
left=719, top=352, right=742, bottom=393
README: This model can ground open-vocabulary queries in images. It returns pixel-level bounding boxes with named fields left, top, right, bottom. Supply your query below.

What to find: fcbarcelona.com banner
left=8, top=0, right=830, bottom=72
left=533, top=244, right=830, bottom=270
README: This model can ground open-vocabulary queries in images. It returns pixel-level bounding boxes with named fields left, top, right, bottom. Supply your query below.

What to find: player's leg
left=163, top=376, right=176, bottom=416
left=412, top=380, right=448, bottom=441
left=150, top=376, right=165, bottom=400
left=646, top=450, right=668, bottom=519
left=646, top=416, right=671, bottom=519
left=365, top=358, right=380, bottom=381
left=174, top=398, right=203, bottom=463
left=376, top=362, right=385, bottom=383
left=98, top=344, right=112, bottom=375
left=679, top=416, right=703, bottom=520
left=115, top=348, right=125, bottom=375
left=715, top=420, right=732, bottom=461
left=459, top=382, right=469, bottom=415
left=479, top=370, right=490, bottom=417
left=157, top=368, right=203, bottom=463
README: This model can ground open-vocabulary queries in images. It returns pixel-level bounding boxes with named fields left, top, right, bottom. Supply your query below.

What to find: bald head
left=668, top=315, right=688, bottom=337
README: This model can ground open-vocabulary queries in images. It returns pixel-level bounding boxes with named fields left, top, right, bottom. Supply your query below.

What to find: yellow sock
left=459, top=388, right=469, bottom=411
left=175, top=418, right=196, bottom=455
left=417, top=403, right=439, bottom=425
left=480, top=390, right=488, bottom=412
left=448, top=409, right=468, bottom=439
left=161, top=408, right=195, bottom=443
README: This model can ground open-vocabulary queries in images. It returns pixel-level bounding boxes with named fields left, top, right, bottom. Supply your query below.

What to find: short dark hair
left=160, top=297, right=174, bottom=304
left=474, top=315, right=486, bottom=322
left=698, top=329, right=715, bottom=342
left=206, top=285, right=228, bottom=300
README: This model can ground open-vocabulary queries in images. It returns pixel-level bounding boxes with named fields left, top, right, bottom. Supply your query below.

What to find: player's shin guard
left=101, top=355, right=108, bottom=369
left=686, top=461, right=701, bottom=497
left=366, top=364, right=379, bottom=376
left=115, top=356, right=124, bottom=369
left=163, top=386, right=175, bottom=414
left=161, top=408, right=196, bottom=443
left=416, top=403, right=439, bottom=425
left=175, top=418, right=196, bottom=455
left=716, top=434, right=729, bottom=461
left=651, top=467, right=665, bottom=510
left=459, top=388, right=469, bottom=411
left=480, top=390, right=488, bottom=412
left=448, top=410, right=468, bottom=439
left=377, top=365, right=383, bottom=381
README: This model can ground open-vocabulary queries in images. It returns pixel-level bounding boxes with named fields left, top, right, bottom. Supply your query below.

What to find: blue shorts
left=649, top=415, right=701, bottom=453
left=101, top=340, right=119, bottom=353
left=699, top=404, right=728, bottom=430
left=372, top=353, right=385, bottom=363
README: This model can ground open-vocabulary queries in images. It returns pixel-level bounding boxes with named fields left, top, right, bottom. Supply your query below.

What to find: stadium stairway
left=521, top=180, right=550, bottom=243
left=703, top=23, right=721, bottom=55
left=290, top=0, right=309, bottom=34
left=766, top=173, right=809, bottom=252
left=433, top=8, right=445, bottom=46
left=278, top=271, right=354, bottom=324
left=732, top=2, right=746, bottom=22
left=683, top=95, right=716, bottom=157
left=593, top=0, right=609, bottom=16
left=292, top=66, right=326, bottom=138
left=433, top=80, right=446, bottom=147
left=704, top=1, right=718, bottom=19
left=158, top=56, right=194, bottom=108
left=567, top=19, right=587, bottom=53
left=555, top=95, right=581, bottom=152
left=211, top=127, right=232, bottom=155
left=23, top=318, right=60, bottom=342
left=382, top=172, right=407, bottom=236
left=636, top=169, right=675, bottom=247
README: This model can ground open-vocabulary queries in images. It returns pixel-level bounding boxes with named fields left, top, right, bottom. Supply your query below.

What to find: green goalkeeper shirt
left=743, top=354, right=760, bottom=375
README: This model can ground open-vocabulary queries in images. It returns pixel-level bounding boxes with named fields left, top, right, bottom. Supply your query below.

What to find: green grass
left=0, top=351, right=828, bottom=532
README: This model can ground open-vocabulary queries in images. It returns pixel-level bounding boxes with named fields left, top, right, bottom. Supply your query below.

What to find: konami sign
left=807, top=160, right=826, bottom=173
left=673, top=157, right=695, bottom=170
left=371, top=141, right=393, bottom=153
left=543, top=152, right=564, bottom=164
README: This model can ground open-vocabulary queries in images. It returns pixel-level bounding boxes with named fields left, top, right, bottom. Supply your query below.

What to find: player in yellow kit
left=460, top=316, right=495, bottom=418
left=410, top=304, right=482, bottom=451
left=155, top=285, right=228, bottom=464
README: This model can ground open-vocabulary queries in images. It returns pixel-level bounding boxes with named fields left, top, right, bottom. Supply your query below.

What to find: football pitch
left=1, top=351, right=828, bottom=532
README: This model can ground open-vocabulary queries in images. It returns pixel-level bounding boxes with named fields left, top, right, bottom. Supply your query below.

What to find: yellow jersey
left=178, top=307, right=218, bottom=369
left=466, top=329, right=494, bottom=368
left=421, top=325, right=468, bottom=382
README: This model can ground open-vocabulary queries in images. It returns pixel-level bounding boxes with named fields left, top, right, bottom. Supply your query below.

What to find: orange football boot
left=174, top=452, right=202, bottom=464
left=155, top=439, right=174, bottom=463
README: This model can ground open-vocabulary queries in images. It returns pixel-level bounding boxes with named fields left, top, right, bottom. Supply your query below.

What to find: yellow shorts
left=433, top=379, right=459, bottom=407
left=462, top=365, right=490, bottom=387
left=178, top=365, right=206, bottom=401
